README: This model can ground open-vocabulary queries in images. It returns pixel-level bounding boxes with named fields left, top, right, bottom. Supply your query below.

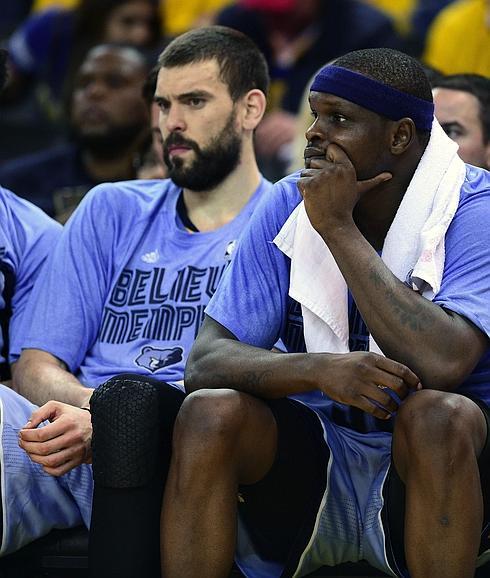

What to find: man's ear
left=240, top=89, right=267, bottom=131
left=390, top=118, right=415, bottom=155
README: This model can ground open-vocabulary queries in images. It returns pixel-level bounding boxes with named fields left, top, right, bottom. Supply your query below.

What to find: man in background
left=0, top=44, right=150, bottom=221
left=433, top=73, right=490, bottom=169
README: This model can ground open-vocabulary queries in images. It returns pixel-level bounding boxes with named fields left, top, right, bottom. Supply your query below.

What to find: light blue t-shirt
left=21, top=178, right=271, bottom=387
left=206, top=165, right=490, bottom=410
left=0, top=186, right=62, bottom=371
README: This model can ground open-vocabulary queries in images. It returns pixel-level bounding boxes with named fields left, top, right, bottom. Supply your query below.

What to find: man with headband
left=90, top=48, right=490, bottom=577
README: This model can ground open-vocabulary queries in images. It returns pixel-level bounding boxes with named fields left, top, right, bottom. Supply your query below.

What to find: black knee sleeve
left=89, top=375, right=186, bottom=578
left=91, top=373, right=186, bottom=488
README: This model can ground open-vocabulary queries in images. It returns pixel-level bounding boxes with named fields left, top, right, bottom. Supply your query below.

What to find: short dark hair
left=157, top=25, right=269, bottom=101
left=432, top=73, right=490, bottom=144
left=333, top=48, right=433, bottom=143
left=0, top=49, right=8, bottom=92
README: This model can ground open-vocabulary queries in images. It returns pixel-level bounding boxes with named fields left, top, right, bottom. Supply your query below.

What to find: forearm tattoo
left=369, top=269, right=435, bottom=332
left=214, top=370, right=273, bottom=389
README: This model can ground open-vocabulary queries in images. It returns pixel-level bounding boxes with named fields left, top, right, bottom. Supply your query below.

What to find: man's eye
left=332, top=113, right=347, bottom=122
left=446, top=127, right=463, bottom=139
left=73, top=77, right=90, bottom=90
left=310, top=110, right=318, bottom=119
left=106, top=76, right=125, bottom=89
left=441, top=124, right=463, bottom=140
left=188, top=98, right=204, bottom=107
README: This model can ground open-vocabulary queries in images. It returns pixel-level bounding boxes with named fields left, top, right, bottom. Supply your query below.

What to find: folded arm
left=186, top=316, right=420, bottom=420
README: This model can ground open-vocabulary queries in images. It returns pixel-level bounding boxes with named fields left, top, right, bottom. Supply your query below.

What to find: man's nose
left=84, top=81, right=108, bottom=100
left=163, top=105, right=186, bottom=133
left=305, top=117, right=325, bottom=144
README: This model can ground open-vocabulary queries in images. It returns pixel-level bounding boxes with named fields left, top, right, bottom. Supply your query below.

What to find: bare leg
left=393, top=390, right=487, bottom=578
left=161, top=388, right=278, bottom=578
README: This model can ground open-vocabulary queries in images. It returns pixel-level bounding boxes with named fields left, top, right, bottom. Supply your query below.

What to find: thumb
left=357, top=172, right=392, bottom=196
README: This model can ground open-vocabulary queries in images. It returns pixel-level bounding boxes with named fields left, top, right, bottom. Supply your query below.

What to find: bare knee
left=173, top=389, right=249, bottom=452
left=393, top=390, right=486, bottom=479
left=172, top=389, right=278, bottom=484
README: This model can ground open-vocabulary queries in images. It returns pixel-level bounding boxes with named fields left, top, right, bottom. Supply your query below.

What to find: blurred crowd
left=0, top=0, right=489, bottom=222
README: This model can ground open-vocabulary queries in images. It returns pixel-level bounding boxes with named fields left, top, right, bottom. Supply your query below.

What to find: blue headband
left=310, top=65, right=434, bottom=131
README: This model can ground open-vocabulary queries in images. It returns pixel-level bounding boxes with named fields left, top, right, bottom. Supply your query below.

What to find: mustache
left=163, top=133, right=199, bottom=152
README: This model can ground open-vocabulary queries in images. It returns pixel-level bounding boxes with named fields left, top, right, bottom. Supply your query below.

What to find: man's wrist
left=79, top=389, right=93, bottom=411
left=318, top=217, right=356, bottom=243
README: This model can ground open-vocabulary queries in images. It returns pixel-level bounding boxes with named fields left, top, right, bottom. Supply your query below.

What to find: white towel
left=273, top=119, right=467, bottom=355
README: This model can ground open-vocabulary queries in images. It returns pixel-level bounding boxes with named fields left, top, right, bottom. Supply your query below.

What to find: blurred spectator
left=361, top=1, right=457, bottom=57
left=0, top=45, right=150, bottom=222
left=29, top=0, right=235, bottom=42
left=421, top=62, right=444, bottom=86
left=288, top=70, right=318, bottom=174
left=0, top=0, right=161, bottom=160
left=423, top=0, right=490, bottom=77
left=216, top=0, right=402, bottom=179
left=361, top=0, right=415, bottom=34
left=433, top=73, right=490, bottom=169
left=136, top=65, right=166, bottom=179
left=0, top=50, right=7, bottom=89
left=407, top=0, right=454, bottom=56
left=162, top=0, right=234, bottom=36
left=32, top=0, right=78, bottom=9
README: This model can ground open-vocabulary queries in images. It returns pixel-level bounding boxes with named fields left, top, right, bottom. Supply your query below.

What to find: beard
left=74, top=121, right=146, bottom=160
left=163, top=111, right=242, bottom=191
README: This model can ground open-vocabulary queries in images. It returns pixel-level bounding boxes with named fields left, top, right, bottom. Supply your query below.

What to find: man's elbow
left=13, top=349, right=57, bottom=394
left=420, top=355, right=482, bottom=392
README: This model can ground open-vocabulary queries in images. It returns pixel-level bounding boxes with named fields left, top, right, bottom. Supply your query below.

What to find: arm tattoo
left=214, top=370, right=273, bottom=390
left=369, top=269, right=435, bottom=332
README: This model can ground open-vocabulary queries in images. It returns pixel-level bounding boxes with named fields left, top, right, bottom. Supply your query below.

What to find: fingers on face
left=325, top=143, right=350, bottom=166
left=356, top=172, right=392, bottom=196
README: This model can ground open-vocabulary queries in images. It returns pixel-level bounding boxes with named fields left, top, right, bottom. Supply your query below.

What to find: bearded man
left=0, top=26, right=271, bottom=559
left=0, top=44, right=151, bottom=222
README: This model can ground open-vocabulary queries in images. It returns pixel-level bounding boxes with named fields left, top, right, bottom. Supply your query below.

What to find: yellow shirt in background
left=361, top=0, right=416, bottom=33
left=423, top=0, right=490, bottom=76
left=161, top=0, right=233, bottom=36
left=32, top=0, right=234, bottom=37
left=32, top=0, right=78, bottom=10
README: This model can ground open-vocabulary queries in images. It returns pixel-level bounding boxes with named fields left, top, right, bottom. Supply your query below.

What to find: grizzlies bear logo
left=135, top=346, right=183, bottom=373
